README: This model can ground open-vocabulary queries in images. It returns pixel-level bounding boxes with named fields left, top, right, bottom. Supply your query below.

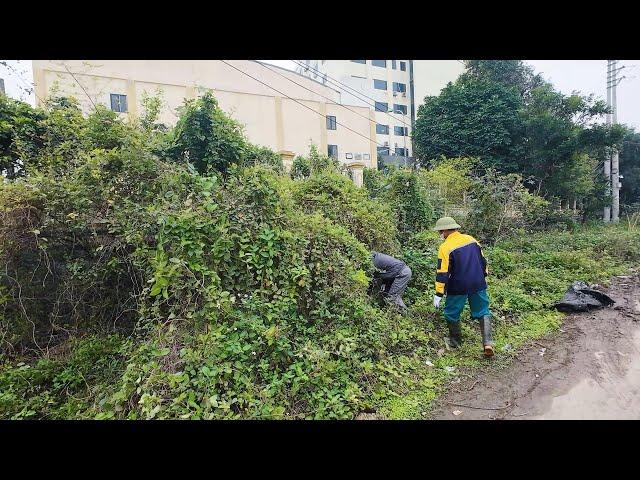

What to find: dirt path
left=428, top=272, right=640, bottom=420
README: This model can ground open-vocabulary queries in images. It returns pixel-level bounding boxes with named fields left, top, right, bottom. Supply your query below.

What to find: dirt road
left=428, top=273, right=640, bottom=420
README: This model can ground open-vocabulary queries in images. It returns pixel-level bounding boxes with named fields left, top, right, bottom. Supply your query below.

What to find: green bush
left=363, top=167, right=443, bottom=240
left=290, top=156, right=311, bottom=180
left=291, top=170, right=400, bottom=253
left=2, top=90, right=640, bottom=421
left=165, top=91, right=248, bottom=175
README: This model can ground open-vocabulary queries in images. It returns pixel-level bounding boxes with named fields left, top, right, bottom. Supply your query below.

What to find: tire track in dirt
left=428, top=271, right=640, bottom=420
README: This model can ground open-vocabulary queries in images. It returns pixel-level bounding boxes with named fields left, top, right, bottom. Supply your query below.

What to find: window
left=327, top=144, right=338, bottom=159
left=373, top=79, right=387, bottom=90
left=351, top=60, right=366, bottom=64
left=393, top=82, right=406, bottom=93
left=400, top=61, right=407, bottom=71
left=326, top=115, right=337, bottom=130
left=377, top=146, right=390, bottom=155
left=375, top=101, right=388, bottom=112
left=394, top=126, right=408, bottom=136
left=395, top=147, right=408, bottom=157
left=110, top=93, right=128, bottom=113
left=393, top=104, right=407, bottom=115
left=376, top=124, right=389, bottom=135
left=372, top=60, right=387, bottom=68
left=392, top=60, right=397, bottom=70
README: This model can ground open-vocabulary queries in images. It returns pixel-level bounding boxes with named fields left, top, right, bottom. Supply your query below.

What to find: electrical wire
left=292, top=60, right=414, bottom=129
left=292, top=60, right=497, bottom=159
left=257, top=61, right=467, bottom=161
left=223, top=61, right=484, bottom=185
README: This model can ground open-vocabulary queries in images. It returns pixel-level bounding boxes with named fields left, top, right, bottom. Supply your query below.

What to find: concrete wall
left=32, top=60, right=375, bottom=168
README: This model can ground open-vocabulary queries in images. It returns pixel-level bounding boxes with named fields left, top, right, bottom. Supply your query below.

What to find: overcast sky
left=2, top=59, right=638, bottom=130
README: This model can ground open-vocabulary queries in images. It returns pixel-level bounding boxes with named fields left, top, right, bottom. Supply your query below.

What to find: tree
left=517, top=84, right=617, bottom=200
left=166, top=91, right=248, bottom=175
left=462, top=60, right=545, bottom=100
left=414, top=60, right=621, bottom=212
left=413, top=78, right=524, bottom=170
left=619, top=128, right=640, bottom=210
left=0, top=94, right=47, bottom=178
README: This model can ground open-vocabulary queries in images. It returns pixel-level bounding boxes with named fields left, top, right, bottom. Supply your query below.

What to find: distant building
left=32, top=60, right=377, bottom=180
left=296, top=60, right=464, bottom=165
left=0, top=78, right=5, bottom=95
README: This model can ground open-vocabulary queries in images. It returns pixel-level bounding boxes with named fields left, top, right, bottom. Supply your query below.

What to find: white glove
left=433, top=295, right=442, bottom=309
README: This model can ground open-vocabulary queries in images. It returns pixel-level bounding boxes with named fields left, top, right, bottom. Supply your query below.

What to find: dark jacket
left=372, top=252, right=407, bottom=281
left=435, top=231, right=487, bottom=296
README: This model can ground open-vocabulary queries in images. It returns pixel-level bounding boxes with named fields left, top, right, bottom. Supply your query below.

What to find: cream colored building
left=32, top=60, right=377, bottom=174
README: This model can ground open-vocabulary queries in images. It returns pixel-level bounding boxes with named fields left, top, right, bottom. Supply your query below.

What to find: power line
left=257, top=61, right=467, bottom=161
left=292, top=60, right=414, bottom=129
left=61, top=63, right=98, bottom=110
left=258, top=62, right=385, bottom=129
left=223, top=61, right=479, bottom=183
left=293, top=60, right=496, bottom=159
left=220, top=60, right=382, bottom=150
left=257, top=62, right=489, bottom=171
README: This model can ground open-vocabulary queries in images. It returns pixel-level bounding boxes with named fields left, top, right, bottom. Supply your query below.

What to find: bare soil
left=428, top=272, right=640, bottom=420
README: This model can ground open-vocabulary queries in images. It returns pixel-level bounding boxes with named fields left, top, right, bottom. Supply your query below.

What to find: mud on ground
left=428, top=272, right=640, bottom=420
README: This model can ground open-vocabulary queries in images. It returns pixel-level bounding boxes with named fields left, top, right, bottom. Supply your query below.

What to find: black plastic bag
left=553, top=281, right=615, bottom=313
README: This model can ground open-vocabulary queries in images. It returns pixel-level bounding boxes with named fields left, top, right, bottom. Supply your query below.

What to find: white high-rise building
left=296, top=60, right=465, bottom=165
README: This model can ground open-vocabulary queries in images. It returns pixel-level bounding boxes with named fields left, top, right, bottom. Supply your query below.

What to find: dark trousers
left=382, top=266, right=412, bottom=308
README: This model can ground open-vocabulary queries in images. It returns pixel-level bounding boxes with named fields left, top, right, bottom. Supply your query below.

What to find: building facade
left=296, top=60, right=465, bottom=165
left=31, top=60, right=377, bottom=174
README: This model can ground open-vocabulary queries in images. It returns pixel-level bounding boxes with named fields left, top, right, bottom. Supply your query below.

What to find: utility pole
left=608, top=60, right=626, bottom=223
left=611, top=61, right=621, bottom=223
left=604, top=61, right=611, bottom=223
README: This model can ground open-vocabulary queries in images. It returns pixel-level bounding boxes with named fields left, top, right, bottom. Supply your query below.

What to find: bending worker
left=371, top=251, right=412, bottom=311
left=432, top=217, right=494, bottom=357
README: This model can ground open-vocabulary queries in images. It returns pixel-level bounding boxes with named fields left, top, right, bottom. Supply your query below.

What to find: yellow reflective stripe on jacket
left=435, top=231, right=483, bottom=295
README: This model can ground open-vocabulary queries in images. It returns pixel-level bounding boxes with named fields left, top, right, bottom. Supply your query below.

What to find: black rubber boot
left=447, top=321, right=462, bottom=348
left=479, top=315, right=494, bottom=357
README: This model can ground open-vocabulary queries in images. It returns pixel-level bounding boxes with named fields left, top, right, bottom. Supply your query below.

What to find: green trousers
left=443, top=289, right=491, bottom=323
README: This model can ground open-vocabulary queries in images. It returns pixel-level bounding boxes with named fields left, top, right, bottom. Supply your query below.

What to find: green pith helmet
left=433, top=216, right=462, bottom=232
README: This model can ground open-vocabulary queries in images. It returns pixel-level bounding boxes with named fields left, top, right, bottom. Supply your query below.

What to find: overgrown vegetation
left=1, top=76, right=639, bottom=420
left=413, top=60, right=634, bottom=216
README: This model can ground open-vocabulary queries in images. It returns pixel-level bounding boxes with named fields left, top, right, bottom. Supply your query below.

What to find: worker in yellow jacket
left=432, top=217, right=494, bottom=357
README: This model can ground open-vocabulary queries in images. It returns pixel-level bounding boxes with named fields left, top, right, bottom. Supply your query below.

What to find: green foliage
left=292, top=170, right=400, bottom=253
left=413, top=60, right=624, bottom=216
left=465, top=169, right=576, bottom=244
left=291, top=156, right=311, bottom=180
left=384, top=169, right=440, bottom=237
left=620, top=129, right=640, bottom=210
left=421, top=157, right=475, bottom=214
left=413, top=77, right=524, bottom=170
left=166, top=91, right=248, bottom=175
left=0, top=93, right=47, bottom=178
left=2, top=90, right=640, bottom=421
left=244, top=145, right=284, bottom=173
left=308, top=144, right=339, bottom=174
left=363, top=167, right=442, bottom=240
left=0, top=335, right=128, bottom=419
